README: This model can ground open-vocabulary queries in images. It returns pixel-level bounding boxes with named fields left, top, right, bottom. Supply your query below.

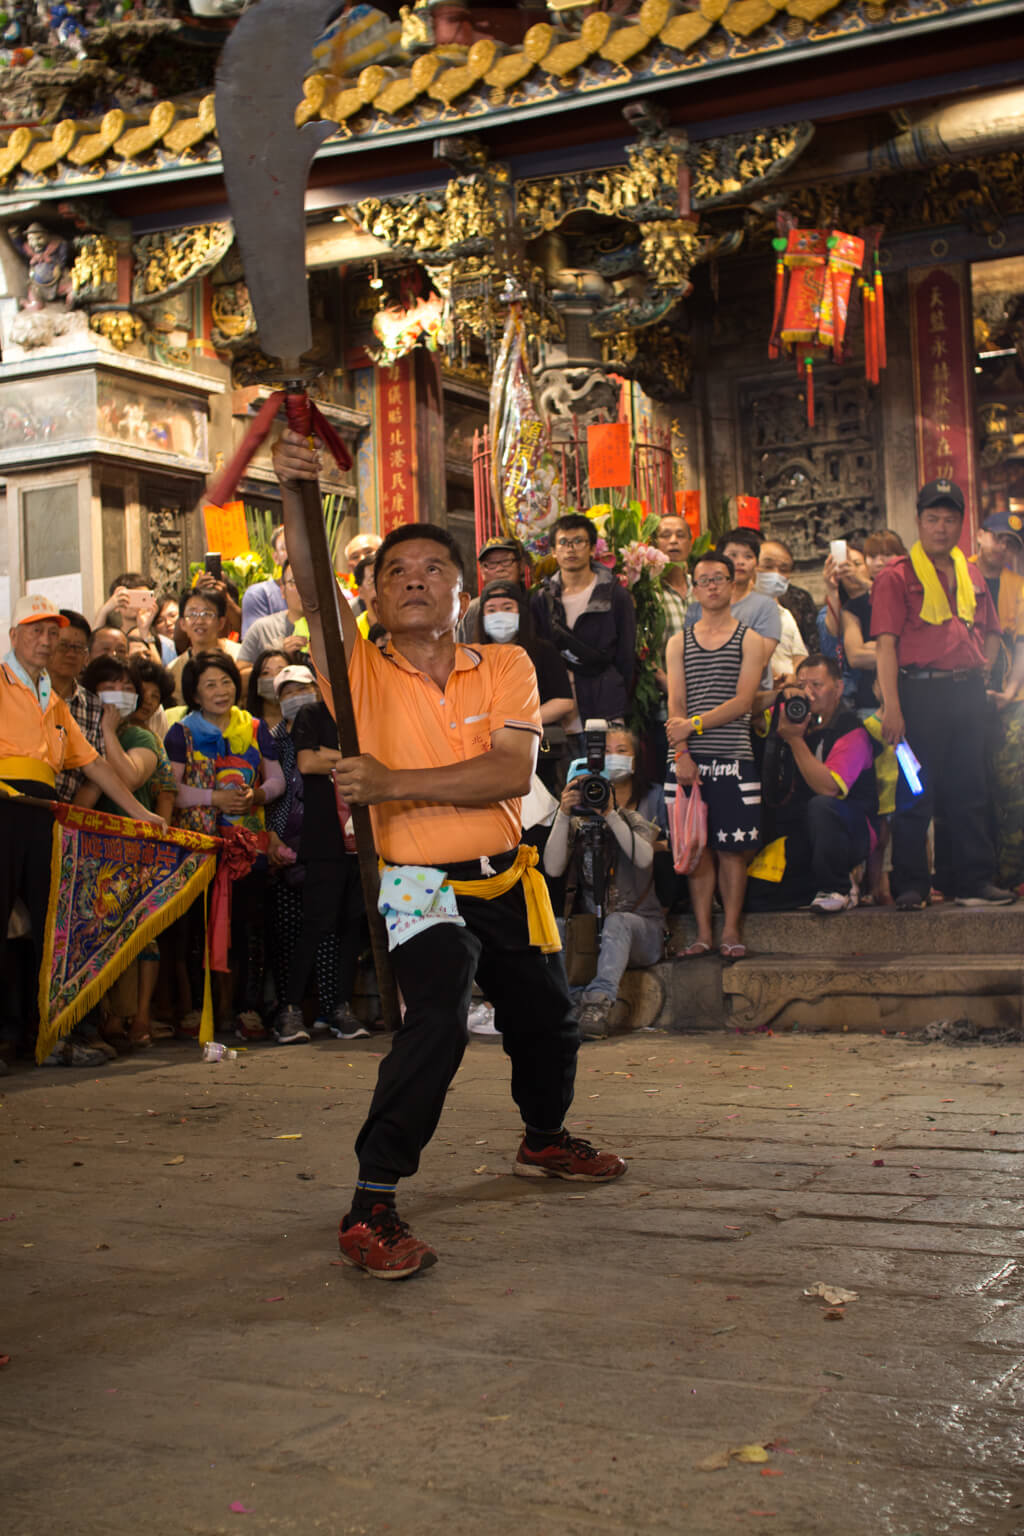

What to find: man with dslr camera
left=761, top=654, right=878, bottom=913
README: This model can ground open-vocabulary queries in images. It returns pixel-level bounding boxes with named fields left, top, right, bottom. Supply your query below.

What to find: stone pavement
left=4, top=1029, right=1024, bottom=1536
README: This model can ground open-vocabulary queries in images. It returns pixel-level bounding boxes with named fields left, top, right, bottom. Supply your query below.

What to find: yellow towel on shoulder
left=910, top=541, right=976, bottom=626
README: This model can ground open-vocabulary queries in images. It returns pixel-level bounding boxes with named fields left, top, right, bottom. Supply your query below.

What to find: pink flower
left=620, top=540, right=669, bottom=587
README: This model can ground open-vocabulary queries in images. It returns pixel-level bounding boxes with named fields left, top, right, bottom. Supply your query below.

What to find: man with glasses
left=236, top=560, right=311, bottom=670
left=532, top=513, right=636, bottom=745
left=667, top=553, right=762, bottom=957
left=652, top=511, right=694, bottom=775
left=457, top=535, right=529, bottom=643
left=49, top=611, right=103, bottom=803
left=167, top=586, right=241, bottom=704
left=685, top=528, right=781, bottom=703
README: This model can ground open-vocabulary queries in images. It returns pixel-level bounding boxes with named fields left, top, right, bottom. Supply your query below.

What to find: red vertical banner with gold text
left=374, top=355, right=419, bottom=536
left=909, top=266, right=978, bottom=548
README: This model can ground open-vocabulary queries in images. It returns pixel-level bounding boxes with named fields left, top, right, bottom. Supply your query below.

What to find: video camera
left=567, top=718, right=611, bottom=815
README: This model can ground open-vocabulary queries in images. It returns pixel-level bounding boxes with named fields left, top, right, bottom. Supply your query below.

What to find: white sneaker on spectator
left=41, top=1041, right=108, bottom=1068
left=328, top=1004, right=370, bottom=1040
left=810, top=890, right=855, bottom=914
left=467, top=1002, right=500, bottom=1039
left=275, top=1005, right=310, bottom=1045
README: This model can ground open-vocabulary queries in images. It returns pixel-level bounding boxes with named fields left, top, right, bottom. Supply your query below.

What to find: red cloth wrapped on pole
left=208, top=825, right=267, bottom=973
left=204, top=390, right=351, bottom=513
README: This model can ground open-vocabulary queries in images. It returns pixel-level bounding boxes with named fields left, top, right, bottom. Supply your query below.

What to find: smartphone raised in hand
left=204, top=551, right=223, bottom=582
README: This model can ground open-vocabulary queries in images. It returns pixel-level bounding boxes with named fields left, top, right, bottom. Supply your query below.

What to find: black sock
left=345, top=1177, right=398, bottom=1228
left=524, top=1125, right=565, bottom=1153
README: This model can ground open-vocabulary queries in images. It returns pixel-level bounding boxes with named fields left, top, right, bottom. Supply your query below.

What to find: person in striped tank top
left=666, top=553, right=764, bottom=959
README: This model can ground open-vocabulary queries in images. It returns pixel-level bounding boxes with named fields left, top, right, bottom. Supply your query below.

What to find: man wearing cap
left=458, top=535, right=529, bottom=644
left=971, top=510, right=1024, bottom=889
left=0, top=596, right=165, bottom=1067
left=871, top=480, right=1013, bottom=909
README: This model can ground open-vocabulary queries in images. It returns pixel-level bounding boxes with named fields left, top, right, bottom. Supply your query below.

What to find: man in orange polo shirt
left=274, top=431, right=625, bottom=1280
left=0, top=594, right=165, bottom=1068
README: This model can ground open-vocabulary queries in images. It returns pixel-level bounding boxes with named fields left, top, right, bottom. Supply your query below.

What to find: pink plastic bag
left=670, top=778, right=708, bottom=875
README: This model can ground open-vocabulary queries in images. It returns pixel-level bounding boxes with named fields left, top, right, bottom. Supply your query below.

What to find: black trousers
left=894, top=672, right=996, bottom=899
left=286, top=856, right=364, bottom=1011
left=354, top=850, right=580, bottom=1183
left=0, top=789, right=55, bottom=1046
left=754, top=795, right=872, bottom=908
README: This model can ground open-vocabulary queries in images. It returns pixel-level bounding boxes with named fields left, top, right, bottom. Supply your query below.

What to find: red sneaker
left=514, top=1133, right=627, bottom=1182
left=337, top=1204, right=438, bottom=1280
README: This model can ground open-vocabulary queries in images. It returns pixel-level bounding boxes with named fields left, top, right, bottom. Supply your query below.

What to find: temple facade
left=0, top=0, right=1022, bottom=625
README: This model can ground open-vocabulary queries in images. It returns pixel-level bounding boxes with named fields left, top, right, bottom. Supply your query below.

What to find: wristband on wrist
left=690, top=715, right=703, bottom=735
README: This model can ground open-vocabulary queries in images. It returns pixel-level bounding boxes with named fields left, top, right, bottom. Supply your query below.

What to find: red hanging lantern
left=769, top=222, right=886, bottom=424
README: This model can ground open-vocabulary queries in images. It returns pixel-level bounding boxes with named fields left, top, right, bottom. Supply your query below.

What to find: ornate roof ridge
left=0, top=0, right=1015, bottom=198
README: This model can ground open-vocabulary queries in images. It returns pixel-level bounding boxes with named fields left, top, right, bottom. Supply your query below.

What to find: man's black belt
left=898, top=667, right=982, bottom=682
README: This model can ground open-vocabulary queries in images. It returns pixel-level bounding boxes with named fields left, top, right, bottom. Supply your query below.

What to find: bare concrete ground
left=4, top=1029, right=1024, bottom=1536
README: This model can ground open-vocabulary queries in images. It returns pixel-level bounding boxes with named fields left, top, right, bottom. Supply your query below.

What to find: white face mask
left=257, top=676, right=278, bottom=700
left=101, top=689, right=138, bottom=719
left=606, top=754, right=634, bottom=781
left=483, top=611, right=519, bottom=643
left=755, top=570, right=789, bottom=598
left=280, top=690, right=316, bottom=722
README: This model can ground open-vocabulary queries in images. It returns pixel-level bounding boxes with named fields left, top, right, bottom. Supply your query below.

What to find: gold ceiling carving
left=0, top=0, right=1001, bottom=193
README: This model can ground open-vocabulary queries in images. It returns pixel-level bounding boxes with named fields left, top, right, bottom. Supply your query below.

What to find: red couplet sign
left=909, top=265, right=977, bottom=547
left=375, top=355, right=419, bottom=535
left=736, top=496, right=761, bottom=530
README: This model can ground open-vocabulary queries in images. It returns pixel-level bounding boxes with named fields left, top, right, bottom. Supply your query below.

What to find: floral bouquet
left=586, top=500, right=670, bottom=734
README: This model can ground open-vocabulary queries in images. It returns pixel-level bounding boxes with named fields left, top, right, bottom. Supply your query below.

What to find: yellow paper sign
left=202, top=501, right=250, bottom=560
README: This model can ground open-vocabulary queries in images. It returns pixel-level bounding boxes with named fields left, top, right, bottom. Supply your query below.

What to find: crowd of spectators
left=2, top=476, right=1021, bottom=1068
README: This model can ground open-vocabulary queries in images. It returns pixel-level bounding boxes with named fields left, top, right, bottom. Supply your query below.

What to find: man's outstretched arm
left=272, top=429, right=358, bottom=677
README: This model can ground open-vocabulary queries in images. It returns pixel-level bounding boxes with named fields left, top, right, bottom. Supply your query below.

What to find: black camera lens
left=783, top=694, right=810, bottom=724
left=579, top=773, right=611, bottom=811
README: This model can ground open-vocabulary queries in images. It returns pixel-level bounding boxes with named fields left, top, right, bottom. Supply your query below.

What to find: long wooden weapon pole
left=284, top=391, right=400, bottom=1035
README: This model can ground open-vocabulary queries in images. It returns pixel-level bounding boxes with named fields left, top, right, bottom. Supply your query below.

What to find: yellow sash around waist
left=0, top=756, right=56, bottom=788
left=448, top=844, right=562, bottom=954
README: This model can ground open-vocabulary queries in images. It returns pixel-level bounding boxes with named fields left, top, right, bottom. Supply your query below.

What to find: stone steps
left=619, top=904, right=1024, bottom=1035
left=665, top=902, right=1024, bottom=958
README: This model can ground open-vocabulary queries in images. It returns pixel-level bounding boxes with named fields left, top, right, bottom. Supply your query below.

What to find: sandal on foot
left=681, top=940, right=713, bottom=958
left=719, top=942, right=747, bottom=960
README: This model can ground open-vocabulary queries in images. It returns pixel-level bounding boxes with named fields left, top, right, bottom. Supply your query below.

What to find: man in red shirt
left=871, top=479, right=1013, bottom=909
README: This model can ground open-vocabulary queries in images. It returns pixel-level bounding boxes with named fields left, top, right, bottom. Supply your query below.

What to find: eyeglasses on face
left=555, top=536, right=591, bottom=551
left=185, top=608, right=218, bottom=622
left=694, top=574, right=730, bottom=588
